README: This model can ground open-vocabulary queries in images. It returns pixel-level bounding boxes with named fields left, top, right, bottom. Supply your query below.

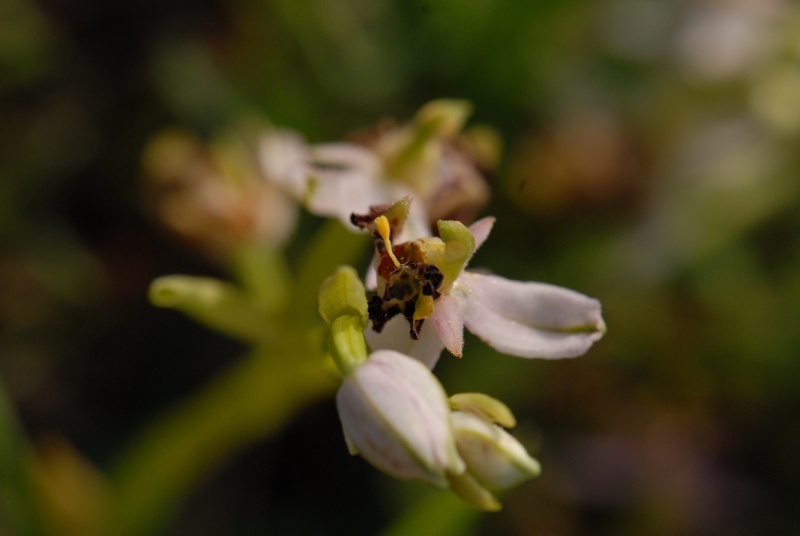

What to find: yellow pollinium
left=375, top=215, right=401, bottom=268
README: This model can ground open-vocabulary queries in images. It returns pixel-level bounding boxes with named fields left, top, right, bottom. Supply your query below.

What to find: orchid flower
left=319, top=267, right=544, bottom=509
left=358, top=200, right=606, bottom=368
left=274, top=100, right=493, bottom=239
left=319, top=266, right=465, bottom=486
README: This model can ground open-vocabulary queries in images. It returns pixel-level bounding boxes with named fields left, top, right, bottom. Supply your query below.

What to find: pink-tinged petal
left=455, top=271, right=605, bottom=359
left=469, top=217, right=496, bottom=252
left=429, top=294, right=465, bottom=358
left=364, top=316, right=445, bottom=369
left=336, top=350, right=464, bottom=486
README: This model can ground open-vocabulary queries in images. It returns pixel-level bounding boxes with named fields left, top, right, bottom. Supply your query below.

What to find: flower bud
left=450, top=410, right=540, bottom=490
left=336, top=351, right=465, bottom=487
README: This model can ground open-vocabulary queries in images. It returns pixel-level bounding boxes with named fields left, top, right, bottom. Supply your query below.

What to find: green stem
left=97, top=346, right=335, bottom=536
left=380, top=488, right=484, bottom=536
left=228, top=244, right=292, bottom=316
left=0, top=378, right=46, bottom=536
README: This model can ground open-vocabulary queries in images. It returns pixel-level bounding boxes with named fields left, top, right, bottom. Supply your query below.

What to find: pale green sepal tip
left=330, top=315, right=368, bottom=375
left=450, top=393, right=517, bottom=429
left=414, top=99, right=473, bottom=139
left=318, top=266, right=368, bottom=326
left=383, top=197, right=412, bottom=230
left=436, top=220, right=475, bottom=290
left=446, top=471, right=502, bottom=512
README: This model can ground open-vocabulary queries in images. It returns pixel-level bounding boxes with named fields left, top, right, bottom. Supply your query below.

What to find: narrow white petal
left=455, top=271, right=605, bottom=359
left=429, top=294, right=465, bottom=358
left=364, top=316, right=445, bottom=369
left=469, top=216, right=496, bottom=252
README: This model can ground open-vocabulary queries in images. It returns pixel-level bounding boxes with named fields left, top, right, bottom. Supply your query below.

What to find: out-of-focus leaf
left=0, top=379, right=45, bottom=536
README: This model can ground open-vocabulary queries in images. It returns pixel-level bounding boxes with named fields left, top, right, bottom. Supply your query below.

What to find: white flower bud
left=451, top=410, right=540, bottom=490
left=336, top=350, right=465, bottom=487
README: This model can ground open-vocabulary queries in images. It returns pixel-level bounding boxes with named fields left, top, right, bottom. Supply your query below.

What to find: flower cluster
left=308, top=101, right=603, bottom=509
left=319, top=195, right=605, bottom=508
left=146, top=100, right=605, bottom=511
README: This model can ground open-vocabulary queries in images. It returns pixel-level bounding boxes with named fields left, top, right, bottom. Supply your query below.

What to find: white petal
left=336, top=351, right=464, bottom=485
left=455, top=271, right=605, bottom=359
left=310, top=142, right=383, bottom=176
left=469, top=216, right=495, bottom=252
left=306, top=169, right=389, bottom=226
left=258, top=129, right=310, bottom=199
left=364, top=316, right=445, bottom=369
left=429, top=294, right=465, bottom=358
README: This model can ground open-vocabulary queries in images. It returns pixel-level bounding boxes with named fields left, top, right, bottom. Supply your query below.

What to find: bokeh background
left=3, top=0, right=800, bottom=534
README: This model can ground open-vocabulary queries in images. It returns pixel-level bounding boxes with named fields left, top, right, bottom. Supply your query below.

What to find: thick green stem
left=380, top=488, right=484, bottom=536
left=229, top=244, right=292, bottom=316
left=97, top=346, right=335, bottom=536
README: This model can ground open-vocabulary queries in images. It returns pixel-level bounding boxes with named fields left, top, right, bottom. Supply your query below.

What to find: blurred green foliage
left=2, top=0, right=800, bottom=534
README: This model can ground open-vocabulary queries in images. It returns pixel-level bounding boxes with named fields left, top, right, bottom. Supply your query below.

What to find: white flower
left=365, top=214, right=606, bottom=368
left=335, top=350, right=465, bottom=487
left=273, top=100, right=490, bottom=236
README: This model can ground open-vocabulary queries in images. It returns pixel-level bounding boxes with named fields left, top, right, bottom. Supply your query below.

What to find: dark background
left=2, top=0, right=800, bottom=534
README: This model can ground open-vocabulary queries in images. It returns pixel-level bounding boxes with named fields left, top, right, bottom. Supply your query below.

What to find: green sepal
left=382, top=197, right=412, bottom=237
left=385, top=100, right=472, bottom=184
left=449, top=393, right=517, bottom=429
left=413, top=99, right=472, bottom=140
left=446, top=470, right=502, bottom=512
left=436, top=220, right=475, bottom=292
left=329, top=315, right=369, bottom=376
left=318, top=266, right=368, bottom=326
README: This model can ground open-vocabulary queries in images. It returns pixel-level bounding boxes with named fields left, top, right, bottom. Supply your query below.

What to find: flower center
left=368, top=215, right=445, bottom=339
